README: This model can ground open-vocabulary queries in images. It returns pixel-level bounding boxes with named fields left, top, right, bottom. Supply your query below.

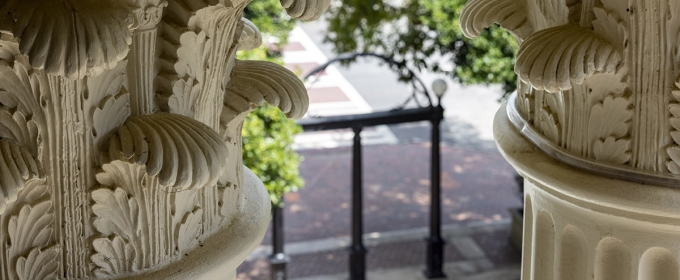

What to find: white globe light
left=432, top=79, right=447, bottom=97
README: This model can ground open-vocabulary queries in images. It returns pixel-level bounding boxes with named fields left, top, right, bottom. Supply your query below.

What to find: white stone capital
left=0, top=0, right=329, bottom=278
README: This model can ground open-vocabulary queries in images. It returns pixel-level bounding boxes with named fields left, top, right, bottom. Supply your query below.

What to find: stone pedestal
left=496, top=103, right=680, bottom=280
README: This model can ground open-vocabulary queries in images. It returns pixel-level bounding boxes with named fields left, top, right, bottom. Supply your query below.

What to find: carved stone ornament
left=0, top=0, right=329, bottom=279
left=464, top=0, right=680, bottom=279
left=462, top=0, right=680, bottom=181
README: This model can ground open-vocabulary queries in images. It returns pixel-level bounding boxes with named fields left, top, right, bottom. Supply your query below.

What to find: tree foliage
left=241, top=0, right=304, bottom=207
left=244, top=0, right=296, bottom=46
left=324, top=0, right=518, bottom=95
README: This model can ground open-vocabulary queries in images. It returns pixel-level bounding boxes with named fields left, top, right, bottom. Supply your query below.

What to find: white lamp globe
left=432, top=79, right=447, bottom=98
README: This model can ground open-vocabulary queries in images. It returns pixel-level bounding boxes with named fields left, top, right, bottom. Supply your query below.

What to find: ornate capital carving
left=464, top=0, right=680, bottom=180
left=132, top=1, right=169, bottom=29
left=0, top=0, right=330, bottom=278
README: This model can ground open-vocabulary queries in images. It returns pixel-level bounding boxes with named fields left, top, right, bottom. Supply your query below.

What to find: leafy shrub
left=242, top=104, right=304, bottom=207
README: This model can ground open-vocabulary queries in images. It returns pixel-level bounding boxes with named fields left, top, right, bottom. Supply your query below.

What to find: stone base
left=494, top=103, right=680, bottom=280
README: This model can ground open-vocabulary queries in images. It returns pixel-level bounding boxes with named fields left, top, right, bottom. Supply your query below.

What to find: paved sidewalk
left=236, top=140, right=522, bottom=279
left=238, top=221, right=521, bottom=280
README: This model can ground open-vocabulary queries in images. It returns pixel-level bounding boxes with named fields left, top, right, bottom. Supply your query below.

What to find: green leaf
left=323, top=0, right=518, bottom=97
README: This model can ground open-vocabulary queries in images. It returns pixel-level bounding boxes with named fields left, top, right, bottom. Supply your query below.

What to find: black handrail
left=298, top=107, right=435, bottom=131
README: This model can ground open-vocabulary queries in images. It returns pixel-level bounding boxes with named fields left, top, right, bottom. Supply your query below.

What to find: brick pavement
left=237, top=141, right=522, bottom=279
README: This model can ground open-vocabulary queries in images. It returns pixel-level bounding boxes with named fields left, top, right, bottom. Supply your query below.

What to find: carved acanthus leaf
left=91, top=188, right=139, bottom=241
left=671, top=107, right=680, bottom=144
left=166, top=79, right=200, bottom=117
left=594, top=136, right=630, bottom=164
left=173, top=190, right=198, bottom=222
left=0, top=107, right=37, bottom=154
left=158, top=31, right=209, bottom=117
left=0, top=0, right=134, bottom=78
left=176, top=208, right=203, bottom=252
left=539, top=109, right=560, bottom=144
left=587, top=94, right=632, bottom=164
left=667, top=81, right=680, bottom=173
left=87, top=61, right=128, bottom=107
left=592, top=7, right=627, bottom=50
left=0, top=140, right=42, bottom=215
left=600, top=0, right=630, bottom=25
left=93, top=94, right=131, bottom=145
left=91, top=236, right=137, bottom=277
left=0, top=41, right=43, bottom=156
left=669, top=148, right=680, bottom=174
left=223, top=60, right=308, bottom=124
left=460, top=0, right=532, bottom=39
left=588, top=95, right=632, bottom=141
left=671, top=104, right=680, bottom=145
left=515, top=23, right=623, bottom=93
left=102, top=113, right=229, bottom=190
left=280, top=0, right=331, bottom=21
left=89, top=60, right=130, bottom=146
left=17, top=180, right=48, bottom=205
left=7, top=200, right=53, bottom=270
left=15, top=246, right=59, bottom=280
left=175, top=31, right=209, bottom=85
left=172, top=190, right=202, bottom=251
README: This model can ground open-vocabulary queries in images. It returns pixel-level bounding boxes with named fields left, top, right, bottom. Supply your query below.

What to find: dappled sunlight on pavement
left=271, top=143, right=521, bottom=243
left=238, top=141, right=522, bottom=279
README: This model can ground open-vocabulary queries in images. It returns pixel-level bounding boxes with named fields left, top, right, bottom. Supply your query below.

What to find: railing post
left=349, top=126, right=367, bottom=280
left=270, top=199, right=289, bottom=280
left=425, top=104, right=446, bottom=278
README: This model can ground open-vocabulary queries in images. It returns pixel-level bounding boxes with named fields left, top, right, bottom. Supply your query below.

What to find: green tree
left=241, top=0, right=304, bottom=207
left=324, top=0, right=518, bottom=95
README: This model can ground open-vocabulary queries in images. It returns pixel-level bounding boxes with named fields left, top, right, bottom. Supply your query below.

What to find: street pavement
left=236, top=20, right=522, bottom=280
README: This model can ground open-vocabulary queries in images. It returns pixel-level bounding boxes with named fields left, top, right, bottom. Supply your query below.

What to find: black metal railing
left=268, top=52, right=447, bottom=280
left=268, top=102, right=446, bottom=280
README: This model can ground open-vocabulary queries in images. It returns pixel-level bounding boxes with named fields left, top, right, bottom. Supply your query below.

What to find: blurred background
left=237, top=1, right=522, bottom=279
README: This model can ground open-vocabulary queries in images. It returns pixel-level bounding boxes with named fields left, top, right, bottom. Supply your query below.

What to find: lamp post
left=270, top=198, right=290, bottom=280
left=425, top=79, right=447, bottom=279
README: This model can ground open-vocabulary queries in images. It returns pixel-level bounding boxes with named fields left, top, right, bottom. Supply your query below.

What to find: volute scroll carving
left=460, top=0, right=533, bottom=40
left=0, top=0, right=134, bottom=79
left=0, top=0, right=329, bottom=278
left=131, top=1, right=169, bottom=29
left=280, top=0, right=331, bottom=21
left=101, top=113, right=229, bottom=190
